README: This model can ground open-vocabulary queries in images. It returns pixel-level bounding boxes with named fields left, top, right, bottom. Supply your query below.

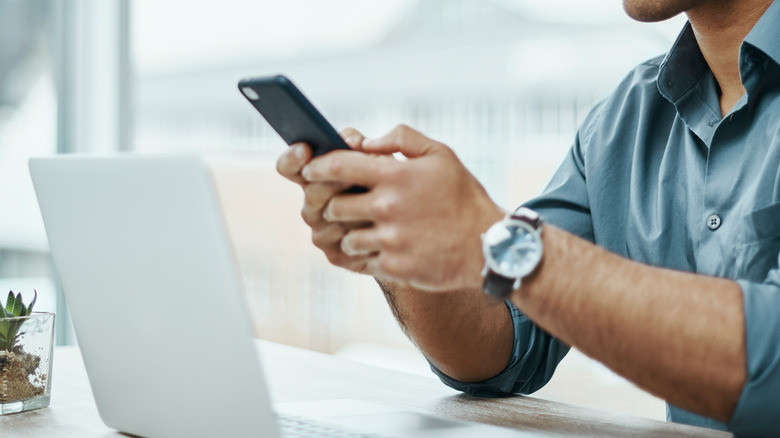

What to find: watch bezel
left=482, top=218, right=543, bottom=279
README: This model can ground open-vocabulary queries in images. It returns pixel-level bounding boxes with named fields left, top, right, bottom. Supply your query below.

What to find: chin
left=622, top=0, right=696, bottom=22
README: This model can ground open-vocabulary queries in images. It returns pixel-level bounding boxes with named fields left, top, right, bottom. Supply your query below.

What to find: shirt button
left=707, top=214, right=722, bottom=230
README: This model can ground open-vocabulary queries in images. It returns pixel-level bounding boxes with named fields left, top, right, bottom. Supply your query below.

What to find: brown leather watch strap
left=482, top=271, right=516, bottom=300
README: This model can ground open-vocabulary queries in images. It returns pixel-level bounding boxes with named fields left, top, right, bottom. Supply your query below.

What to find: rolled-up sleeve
left=429, top=301, right=569, bottom=396
left=728, top=271, right=780, bottom=436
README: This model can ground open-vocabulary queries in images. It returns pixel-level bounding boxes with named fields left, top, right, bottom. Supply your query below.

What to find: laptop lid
left=30, top=155, right=279, bottom=438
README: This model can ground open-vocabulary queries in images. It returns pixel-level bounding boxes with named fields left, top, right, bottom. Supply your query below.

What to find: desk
left=1, top=341, right=731, bottom=438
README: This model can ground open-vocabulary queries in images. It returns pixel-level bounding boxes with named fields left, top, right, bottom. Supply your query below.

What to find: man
left=276, top=0, right=780, bottom=435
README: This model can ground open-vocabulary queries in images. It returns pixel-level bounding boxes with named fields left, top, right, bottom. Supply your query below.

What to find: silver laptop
left=29, top=155, right=540, bottom=438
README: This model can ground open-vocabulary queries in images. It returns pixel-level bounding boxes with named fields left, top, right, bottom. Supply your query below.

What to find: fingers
left=340, top=227, right=402, bottom=281
left=323, top=189, right=402, bottom=223
left=341, top=227, right=383, bottom=257
left=313, top=221, right=372, bottom=273
left=301, top=182, right=352, bottom=226
left=276, top=143, right=313, bottom=185
left=312, top=221, right=350, bottom=249
left=302, top=150, right=393, bottom=187
left=339, top=127, right=366, bottom=151
left=362, top=124, right=443, bottom=158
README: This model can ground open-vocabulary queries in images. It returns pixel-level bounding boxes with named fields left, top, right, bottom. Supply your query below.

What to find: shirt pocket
left=735, top=202, right=780, bottom=282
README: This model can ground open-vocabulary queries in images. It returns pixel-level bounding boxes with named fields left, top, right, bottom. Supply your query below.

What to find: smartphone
left=238, top=75, right=350, bottom=158
left=238, top=75, right=366, bottom=193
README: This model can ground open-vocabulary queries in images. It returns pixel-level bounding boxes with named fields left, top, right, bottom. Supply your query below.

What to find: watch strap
left=482, top=271, right=516, bottom=300
left=511, top=206, right=540, bottom=228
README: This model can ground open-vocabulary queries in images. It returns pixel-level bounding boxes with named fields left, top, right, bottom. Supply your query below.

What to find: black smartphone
left=238, top=74, right=350, bottom=158
left=238, top=74, right=366, bottom=193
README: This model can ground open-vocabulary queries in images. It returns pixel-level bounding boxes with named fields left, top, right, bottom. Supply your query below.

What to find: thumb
left=362, top=124, right=442, bottom=158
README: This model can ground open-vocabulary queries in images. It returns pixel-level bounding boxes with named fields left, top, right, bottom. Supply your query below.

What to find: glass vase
left=0, top=312, right=55, bottom=415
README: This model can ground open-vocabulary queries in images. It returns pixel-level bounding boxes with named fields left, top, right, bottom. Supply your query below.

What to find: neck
left=686, top=0, right=773, bottom=116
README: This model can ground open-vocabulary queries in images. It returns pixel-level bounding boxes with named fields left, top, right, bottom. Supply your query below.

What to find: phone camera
left=241, top=87, right=260, bottom=101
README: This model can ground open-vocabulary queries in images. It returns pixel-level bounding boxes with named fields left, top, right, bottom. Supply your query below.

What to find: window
left=0, top=0, right=60, bottom=340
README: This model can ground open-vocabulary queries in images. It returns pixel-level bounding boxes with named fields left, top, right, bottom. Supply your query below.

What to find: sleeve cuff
left=428, top=300, right=569, bottom=397
left=727, top=279, right=780, bottom=436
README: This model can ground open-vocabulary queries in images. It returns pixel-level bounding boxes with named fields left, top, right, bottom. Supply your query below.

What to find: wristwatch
left=481, top=207, right=544, bottom=299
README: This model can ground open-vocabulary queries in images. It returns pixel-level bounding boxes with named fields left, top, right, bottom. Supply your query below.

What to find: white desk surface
left=0, top=341, right=732, bottom=437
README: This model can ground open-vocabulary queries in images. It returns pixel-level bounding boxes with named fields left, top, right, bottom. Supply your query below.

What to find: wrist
left=511, top=224, right=585, bottom=317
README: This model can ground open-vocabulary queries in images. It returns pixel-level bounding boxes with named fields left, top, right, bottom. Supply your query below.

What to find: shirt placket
left=695, top=53, right=762, bottom=276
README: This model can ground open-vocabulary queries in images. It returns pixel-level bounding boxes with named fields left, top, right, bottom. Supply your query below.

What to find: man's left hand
left=302, top=124, right=505, bottom=291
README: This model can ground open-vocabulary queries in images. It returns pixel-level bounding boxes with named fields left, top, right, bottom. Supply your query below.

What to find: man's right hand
left=275, top=127, right=371, bottom=274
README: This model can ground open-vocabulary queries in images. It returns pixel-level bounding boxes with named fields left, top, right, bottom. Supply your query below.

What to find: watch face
left=483, top=219, right=542, bottom=278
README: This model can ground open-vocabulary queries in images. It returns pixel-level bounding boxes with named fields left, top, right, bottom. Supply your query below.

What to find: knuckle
left=275, top=153, right=292, bottom=176
left=394, top=123, right=411, bottom=135
left=304, top=183, right=337, bottom=212
left=371, top=196, right=397, bottom=220
left=325, top=249, right=348, bottom=267
left=324, top=250, right=339, bottom=265
left=276, top=146, right=306, bottom=178
left=313, top=223, right=344, bottom=248
left=440, top=144, right=458, bottom=159
left=300, top=206, right=318, bottom=226
left=393, top=123, right=418, bottom=142
left=311, top=230, right=328, bottom=248
left=437, top=141, right=454, bottom=154
left=377, top=227, right=400, bottom=250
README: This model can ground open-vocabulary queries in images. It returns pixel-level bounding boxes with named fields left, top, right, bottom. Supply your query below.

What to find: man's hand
left=302, top=124, right=505, bottom=291
left=276, top=128, right=372, bottom=273
left=278, top=126, right=516, bottom=385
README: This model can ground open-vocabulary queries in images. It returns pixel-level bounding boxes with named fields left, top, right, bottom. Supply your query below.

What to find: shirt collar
left=658, top=1, right=780, bottom=104
left=743, top=0, right=780, bottom=67
left=656, top=23, right=708, bottom=104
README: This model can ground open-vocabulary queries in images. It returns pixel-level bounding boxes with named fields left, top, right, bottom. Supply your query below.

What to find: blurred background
left=0, top=0, right=686, bottom=422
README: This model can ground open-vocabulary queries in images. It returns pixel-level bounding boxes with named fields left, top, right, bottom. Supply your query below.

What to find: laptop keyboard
left=279, top=414, right=394, bottom=438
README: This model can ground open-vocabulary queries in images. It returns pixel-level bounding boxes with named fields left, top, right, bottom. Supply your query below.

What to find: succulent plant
left=0, top=290, right=37, bottom=352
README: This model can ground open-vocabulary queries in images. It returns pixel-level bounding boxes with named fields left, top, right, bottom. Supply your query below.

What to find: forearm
left=514, top=225, right=746, bottom=422
left=375, top=278, right=514, bottom=383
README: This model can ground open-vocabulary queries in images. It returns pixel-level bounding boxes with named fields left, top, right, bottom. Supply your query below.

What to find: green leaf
left=0, top=320, right=9, bottom=350
left=27, top=290, right=38, bottom=315
left=5, top=290, right=14, bottom=314
left=11, top=292, right=23, bottom=316
left=6, top=320, right=21, bottom=349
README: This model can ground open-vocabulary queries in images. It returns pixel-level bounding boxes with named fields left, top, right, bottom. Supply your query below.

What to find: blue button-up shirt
left=431, top=2, right=780, bottom=436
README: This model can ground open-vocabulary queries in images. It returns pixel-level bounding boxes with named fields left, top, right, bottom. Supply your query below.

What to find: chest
left=587, top=93, right=780, bottom=282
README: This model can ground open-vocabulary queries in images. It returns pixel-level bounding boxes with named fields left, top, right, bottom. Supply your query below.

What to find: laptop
left=29, top=155, right=541, bottom=438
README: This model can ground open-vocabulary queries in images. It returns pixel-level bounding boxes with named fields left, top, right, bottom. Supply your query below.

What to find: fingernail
left=341, top=237, right=352, bottom=254
left=294, top=144, right=306, bottom=159
left=301, top=165, right=311, bottom=179
left=346, top=135, right=360, bottom=146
